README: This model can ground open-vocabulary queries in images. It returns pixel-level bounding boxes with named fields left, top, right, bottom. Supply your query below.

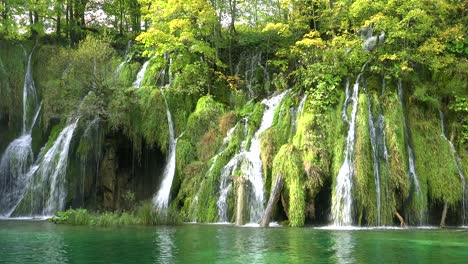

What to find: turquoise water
left=1, top=221, right=467, bottom=263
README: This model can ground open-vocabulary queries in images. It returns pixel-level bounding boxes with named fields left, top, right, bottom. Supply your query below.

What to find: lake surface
left=1, top=220, right=467, bottom=263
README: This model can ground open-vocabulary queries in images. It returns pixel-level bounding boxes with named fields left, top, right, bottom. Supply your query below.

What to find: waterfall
left=133, top=60, right=151, bottom=88
left=0, top=49, right=41, bottom=217
left=378, top=109, right=391, bottom=225
left=292, top=94, right=308, bottom=135
left=341, top=78, right=351, bottom=122
left=331, top=74, right=362, bottom=226
left=397, top=80, right=424, bottom=223
left=245, top=90, right=288, bottom=223
left=236, top=52, right=269, bottom=98
left=115, top=40, right=132, bottom=78
left=0, top=135, right=34, bottom=216
left=37, top=119, right=80, bottom=216
left=439, top=111, right=467, bottom=225
left=168, top=56, right=173, bottom=87
left=217, top=155, right=240, bottom=222
left=153, top=89, right=177, bottom=210
left=381, top=75, right=387, bottom=95
left=297, top=94, right=308, bottom=118
left=22, top=50, right=39, bottom=134
left=5, top=118, right=79, bottom=217
left=365, top=90, right=381, bottom=225
left=217, top=119, right=249, bottom=222
left=216, top=91, right=288, bottom=223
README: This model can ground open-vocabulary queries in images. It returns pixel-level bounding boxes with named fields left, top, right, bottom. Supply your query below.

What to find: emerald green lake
left=1, top=221, right=467, bottom=263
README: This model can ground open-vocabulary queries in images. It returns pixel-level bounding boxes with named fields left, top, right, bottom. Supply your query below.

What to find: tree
left=136, top=0, right=220, bottom=93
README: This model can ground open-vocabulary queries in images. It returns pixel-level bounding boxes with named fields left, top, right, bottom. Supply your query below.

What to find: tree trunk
left=228, top=0, right=236, bottom=33
left=65, top=1, right=70, bottom=40
left=56, top=12, right=61, bottom=37
left=235, top=177, right=246, bottom=226
left=440, top=201, right=448, bottom=228
left=119, top=8, right=123, bottom=35
left=260, top=173, right=284, bottom=227
left=394, top=211, right=406, bottom=227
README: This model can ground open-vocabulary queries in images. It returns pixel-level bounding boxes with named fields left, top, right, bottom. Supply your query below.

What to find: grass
left=50, top=202, right=182, bottom=226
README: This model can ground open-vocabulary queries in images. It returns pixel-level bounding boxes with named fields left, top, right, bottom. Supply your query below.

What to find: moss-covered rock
left=272, top=144, right=305, bottom=227
left=408, top=105, right=462, bottom=209
left=381, top=90, right=411, bottom=220
left=260, top=92, right=295, bottom=196
left=354, top=92, right=377, bottom=225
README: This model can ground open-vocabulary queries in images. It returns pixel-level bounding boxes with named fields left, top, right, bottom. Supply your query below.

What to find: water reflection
left=225, top=226, right=269, bottom=262
left=153, top=227, right=176, bottom=263
left=331, top=231, right=356, bottom=264
left=2, top=222, right=468, bottom=263
left=0, top=221, right=68, bottom=263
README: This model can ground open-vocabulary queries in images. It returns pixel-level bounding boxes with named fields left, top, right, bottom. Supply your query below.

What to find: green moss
left=244, top=102, right=265, bottom=150
left=330, top=92, right=347, bottom=181
left=117, top=61, right=140, bottom=87
left=354, top=93, right=377, bottom=225
left=381, top=91, right=410, bottom=214
left=260, top=93, right=294, bottom=196
left=370, top=93, right=394, bottom=225
left=292, top=90, right=345, bottom=221
left=408, top=106, right=462, bottom=207
left=170, top=95, right=236, bottom=220
left=192, top=125, right=245, bottom=222
left=138, top=87, right=170, bottom=153
left=0, top=41, right=26, bottom=127
left=272, top=144, right=305, bottom=227
left=185, top=95, right=225, bottom=143
left=44, top=123, right=65, bottom=153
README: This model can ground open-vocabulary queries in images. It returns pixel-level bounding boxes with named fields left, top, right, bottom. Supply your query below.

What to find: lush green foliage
left=50, top=202, right=181, bottom=226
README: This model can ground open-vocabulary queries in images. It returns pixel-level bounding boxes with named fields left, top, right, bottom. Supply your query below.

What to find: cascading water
left=29, top=119, right=80, bottom=216
left=380, top=112, right=391, bottom=215
left=397, top=80, right=424, bottom=223
left=22, top=50, right=39, bottom=134
left=0, top=135, right=34, bottom=216
left=0, top=50, right=41, bottom=217
left=217, top=119, right=249, bottom=222
left=133, top=60, right=151, bottom=88
left=236, top=52, right=270, bottom=98
left=439, top=111, right=467, bottom=225
left=379, top=77, right=391, bottom=218
left=297, top=94, right=308, bottom=119
left=331, top=74, right=362, bottom=226
left=211, top=123, right=241, bottom=222
left=159, top=53, right=174, bottom=88
left=115, top=41, right=132, bottom=77
left=292, top=94, right=308, bottom=135
left=241, top=91, right=289, bottom=223
left=216, top=91, right=289, bottom=223
left=153, top=89, right=177, bottom=210
left=365, top=89, right=381, bottom=225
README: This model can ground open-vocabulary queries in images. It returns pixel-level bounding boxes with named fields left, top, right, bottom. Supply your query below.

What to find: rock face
left=101, top=144, right=118, bottom=210
left=91, top=136, right=165, bottom=211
